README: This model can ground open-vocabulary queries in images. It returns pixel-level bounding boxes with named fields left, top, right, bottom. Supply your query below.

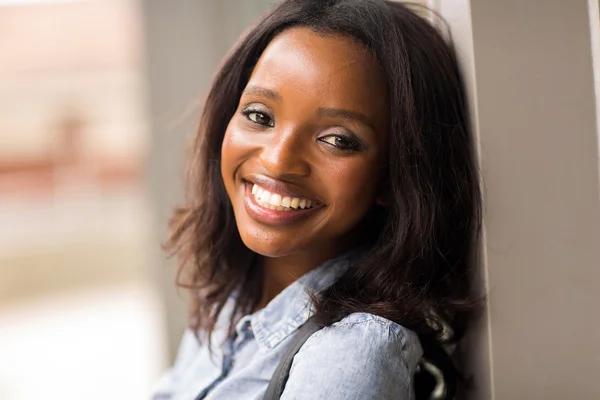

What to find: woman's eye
left=319, top=134, right=362, bottom=151
left=244, top=110, right=274, bottom=127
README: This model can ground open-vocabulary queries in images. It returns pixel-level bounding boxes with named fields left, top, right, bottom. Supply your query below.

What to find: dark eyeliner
left=319, top=131, right=366, bottom=151
left=344, top=132, right=366, bottom=150
left=240, top=105, right=274, bottom=127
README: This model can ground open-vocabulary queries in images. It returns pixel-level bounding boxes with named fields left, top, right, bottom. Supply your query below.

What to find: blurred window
left=0, top=1, right=166, bottom=399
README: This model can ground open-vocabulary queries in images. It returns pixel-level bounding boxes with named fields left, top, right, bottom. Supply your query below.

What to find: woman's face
left=221, top=27, right=389, bottom=258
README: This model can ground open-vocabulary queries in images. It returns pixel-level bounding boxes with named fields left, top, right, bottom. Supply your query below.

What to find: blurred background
left=0, top=1, right=160, bottom=398
left=1, top=0, right=599, bottom=399
left=0, top=0, right=274, bottom=398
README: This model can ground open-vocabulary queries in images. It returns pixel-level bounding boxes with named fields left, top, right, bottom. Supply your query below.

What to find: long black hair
left=167, top=0, right=481, bottom=395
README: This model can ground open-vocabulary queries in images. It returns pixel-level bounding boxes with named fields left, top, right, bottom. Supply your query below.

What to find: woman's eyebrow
left=318, top=107, right=375, bottom=131
left=242, top=85, right=281, bottom=101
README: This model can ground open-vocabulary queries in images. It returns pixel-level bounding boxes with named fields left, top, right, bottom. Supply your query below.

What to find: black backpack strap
left=263, top=315, right=322, bottom=400
left=263, top=317, right=458, bottom=400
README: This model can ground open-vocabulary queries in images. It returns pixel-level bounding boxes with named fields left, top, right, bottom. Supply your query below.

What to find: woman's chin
left=239, top=231, right=300, bottom=259
left=242, top=241, right=294, bottom=258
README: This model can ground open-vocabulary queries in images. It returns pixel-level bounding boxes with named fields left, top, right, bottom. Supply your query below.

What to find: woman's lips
left=243, top=181, right=323, bottom=226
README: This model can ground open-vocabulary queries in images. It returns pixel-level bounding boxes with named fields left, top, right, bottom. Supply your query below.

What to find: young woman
left=154, top=0, right=481, bottom=399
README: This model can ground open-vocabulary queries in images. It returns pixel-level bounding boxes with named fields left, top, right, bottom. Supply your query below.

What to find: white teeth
left=250, top=183, right=317, bottom=212
left=269, top=193, right=282, bottom=206
left=259, top=190, right=271, bottom=203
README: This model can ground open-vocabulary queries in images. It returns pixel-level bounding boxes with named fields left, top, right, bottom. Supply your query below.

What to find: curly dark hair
left=167, top=0, right=482, bottom=350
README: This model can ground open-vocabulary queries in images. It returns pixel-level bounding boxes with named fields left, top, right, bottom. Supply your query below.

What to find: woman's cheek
left=222, top=122, right=257, bottom=157
left=221, top=130, right=233, bottom=170
left=328, top=158, right=379, bottom=204
left=221, top=123, right=247, bottom=164
left=220, top=125, right=245, bottom=191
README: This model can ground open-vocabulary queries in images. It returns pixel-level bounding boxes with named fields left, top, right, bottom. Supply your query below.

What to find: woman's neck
left=250, top=219, right=373, bottom=312
left=253, top=244, right=347, bottom=311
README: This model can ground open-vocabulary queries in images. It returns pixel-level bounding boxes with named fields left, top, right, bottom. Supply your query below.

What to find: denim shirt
left=152, top=253, right=423, bottom=400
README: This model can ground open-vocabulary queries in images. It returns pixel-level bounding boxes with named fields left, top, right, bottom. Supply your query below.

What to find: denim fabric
left=152, top=253, right=422, bottom=400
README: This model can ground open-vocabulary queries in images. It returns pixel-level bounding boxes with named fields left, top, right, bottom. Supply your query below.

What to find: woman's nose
left=257, top=131, right=310, bottom=178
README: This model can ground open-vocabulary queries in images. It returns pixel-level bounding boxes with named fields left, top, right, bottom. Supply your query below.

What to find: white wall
left=439, top=0, right=600, bottom=398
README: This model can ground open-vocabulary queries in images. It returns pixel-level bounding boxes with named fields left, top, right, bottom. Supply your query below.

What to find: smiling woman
left=156, top=1, right=481, bottom=399
left=221, top=28, right=389, bottom=287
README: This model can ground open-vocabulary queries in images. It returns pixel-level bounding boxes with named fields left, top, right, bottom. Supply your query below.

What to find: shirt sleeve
left=279, top=313, right=422, bottom=400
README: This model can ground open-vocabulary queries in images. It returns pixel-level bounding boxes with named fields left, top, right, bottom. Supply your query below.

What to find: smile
left=251, top=183, right=317, bottom=211
left=243, top=181, right=323, bottom=226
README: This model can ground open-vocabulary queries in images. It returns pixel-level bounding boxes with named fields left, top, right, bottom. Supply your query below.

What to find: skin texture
left=221, top=27, right=389, bottom=305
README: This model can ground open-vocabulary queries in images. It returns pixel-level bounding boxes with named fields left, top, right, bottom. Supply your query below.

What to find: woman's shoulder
left=334, top=312, right=421, bottom=348
left=307, top=312, right=422, bottom=365
left=280, top=312, right=423, bottom=399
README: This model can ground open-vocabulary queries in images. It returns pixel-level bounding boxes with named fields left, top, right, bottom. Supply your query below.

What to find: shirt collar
left=244, top=250, right=359, bottom=351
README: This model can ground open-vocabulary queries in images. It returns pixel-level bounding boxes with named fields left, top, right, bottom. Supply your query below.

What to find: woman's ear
left=376, top=169, right=391, bottom=206
left=375, top=196, right=390, bottom=207
left=375, top=188, right=391, bottom=207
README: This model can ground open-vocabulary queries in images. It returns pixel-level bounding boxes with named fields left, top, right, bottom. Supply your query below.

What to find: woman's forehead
left=247, top=27, right=388, bottom=113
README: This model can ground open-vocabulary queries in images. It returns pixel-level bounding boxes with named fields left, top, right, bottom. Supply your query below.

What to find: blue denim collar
left=233, top=250, right=359, bottom=351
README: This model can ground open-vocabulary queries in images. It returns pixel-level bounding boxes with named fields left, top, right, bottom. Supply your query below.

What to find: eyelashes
left=240, top=105, right=365, bottom=152
left=241, top=107, right=274, bottom=127
left=317, top=134, right=363, bottom=151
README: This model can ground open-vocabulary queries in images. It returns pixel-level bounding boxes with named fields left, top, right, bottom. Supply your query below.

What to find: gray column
left=140, top=0, right=225, bottom=361
left=439, top=0, right=600, bottom=398
left=140, top=0, right=274, bottom=362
